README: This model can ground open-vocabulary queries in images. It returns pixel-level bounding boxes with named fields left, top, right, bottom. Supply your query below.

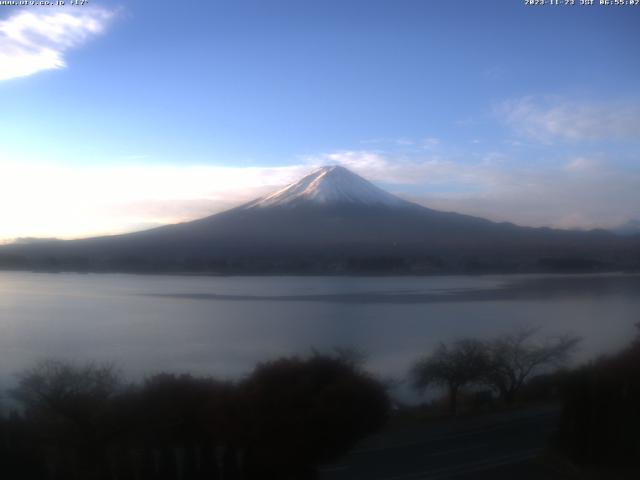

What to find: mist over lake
left=1, top=272, right=638, bottom=400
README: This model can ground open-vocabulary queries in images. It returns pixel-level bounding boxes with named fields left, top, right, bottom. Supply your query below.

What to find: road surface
left=319, top=405, right=561, bottom=480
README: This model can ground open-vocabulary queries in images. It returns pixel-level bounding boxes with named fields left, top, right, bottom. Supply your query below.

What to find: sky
left=0, top=0, right=639, bottom=240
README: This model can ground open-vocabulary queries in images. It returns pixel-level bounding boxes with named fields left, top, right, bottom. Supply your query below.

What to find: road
left=319, top=405, right=562, bottom=480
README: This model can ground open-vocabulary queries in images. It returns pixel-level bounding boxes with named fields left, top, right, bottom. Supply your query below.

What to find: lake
left=1, top=272, right=639, bottom=400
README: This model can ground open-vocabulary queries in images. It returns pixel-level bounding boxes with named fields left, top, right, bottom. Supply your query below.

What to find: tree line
left=2, top=325, right=638, bottom=478
left=0, top=353, right=389, bottom=480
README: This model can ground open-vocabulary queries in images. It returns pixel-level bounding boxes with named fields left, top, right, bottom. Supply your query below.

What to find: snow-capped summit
left=244, top=165, right=410, bottom=209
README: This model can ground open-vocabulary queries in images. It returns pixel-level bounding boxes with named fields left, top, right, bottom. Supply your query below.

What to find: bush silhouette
left=241, top=354, right=391, bottom=479
left=3, top=354, right=390, bottom=479
left=10, top=360, right=122, bottom=479
left=557, top=329, right=640, bottom=468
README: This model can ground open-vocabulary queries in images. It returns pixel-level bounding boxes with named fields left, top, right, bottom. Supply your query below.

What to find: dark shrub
left=241, top=354, right=390, bottom=479
left=557, top=337, right=640, bottom=467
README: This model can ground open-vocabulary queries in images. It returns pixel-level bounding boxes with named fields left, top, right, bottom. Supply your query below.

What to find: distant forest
left=1, top=249, right=638, bottom=275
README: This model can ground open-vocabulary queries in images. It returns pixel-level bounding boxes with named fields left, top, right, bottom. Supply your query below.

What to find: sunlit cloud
left=498, top=96, right=640, bottom=143
left=0, top=7, right=115, bottom=81
left=0, top=161, right=309, bottom=240
left=306, top=150, right=501, bottom=188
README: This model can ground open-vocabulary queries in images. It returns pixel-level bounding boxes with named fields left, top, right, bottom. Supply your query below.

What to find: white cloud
left=0, top=161, right=309, bottom=240
left=418, top=160, right=640, bottom=230
left=0, top=7, right=114, bottom=81
left=498, top=96, right=640, bottom=143
left=360, top=136, right=440, bottom=148
left=421, top=137, right=440, bottom=149
left=563, top=157, right=600, bottom=172
left=307, top=150, right=500, bottom=188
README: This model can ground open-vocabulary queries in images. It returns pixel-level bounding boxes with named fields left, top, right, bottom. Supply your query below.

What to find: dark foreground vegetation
left=2, top=326, right=638, bottom=479
left=556, top=325, right=640, bottom=470
left=408, top=326, right=640, bottom=477
left=0, top=353, right=389, bottom=480
left=411, top=327, right=580, bottom=415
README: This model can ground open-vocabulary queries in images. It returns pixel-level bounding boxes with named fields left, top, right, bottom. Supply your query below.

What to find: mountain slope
left=1, top=166, right=638, bottom=273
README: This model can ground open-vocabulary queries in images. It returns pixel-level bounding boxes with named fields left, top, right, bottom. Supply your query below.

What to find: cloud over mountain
left=498, top=96, right=640, bottom=143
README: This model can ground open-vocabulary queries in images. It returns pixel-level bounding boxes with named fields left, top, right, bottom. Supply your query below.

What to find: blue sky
left=1, top=0, right=639, bottom=239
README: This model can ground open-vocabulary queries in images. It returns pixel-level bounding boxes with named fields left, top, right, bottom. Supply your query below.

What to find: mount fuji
left=1, top=166, right=638, bottom=274
left=243, top=166, right=409, bottom=208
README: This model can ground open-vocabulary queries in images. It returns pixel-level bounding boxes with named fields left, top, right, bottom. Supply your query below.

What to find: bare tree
left=13, top=359, right=121, bottom=419
left=485, top=327, right=580, bottom=404
left=12, top=359, right=122, bottom=480
left=411, top=339, right=489, bottom=415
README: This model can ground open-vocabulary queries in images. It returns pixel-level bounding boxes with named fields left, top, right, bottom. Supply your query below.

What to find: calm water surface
left=1, top=272, right=639, bottom=399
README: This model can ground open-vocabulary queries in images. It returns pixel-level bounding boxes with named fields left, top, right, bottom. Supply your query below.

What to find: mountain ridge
left=0, top=166, right=638, bottom=274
